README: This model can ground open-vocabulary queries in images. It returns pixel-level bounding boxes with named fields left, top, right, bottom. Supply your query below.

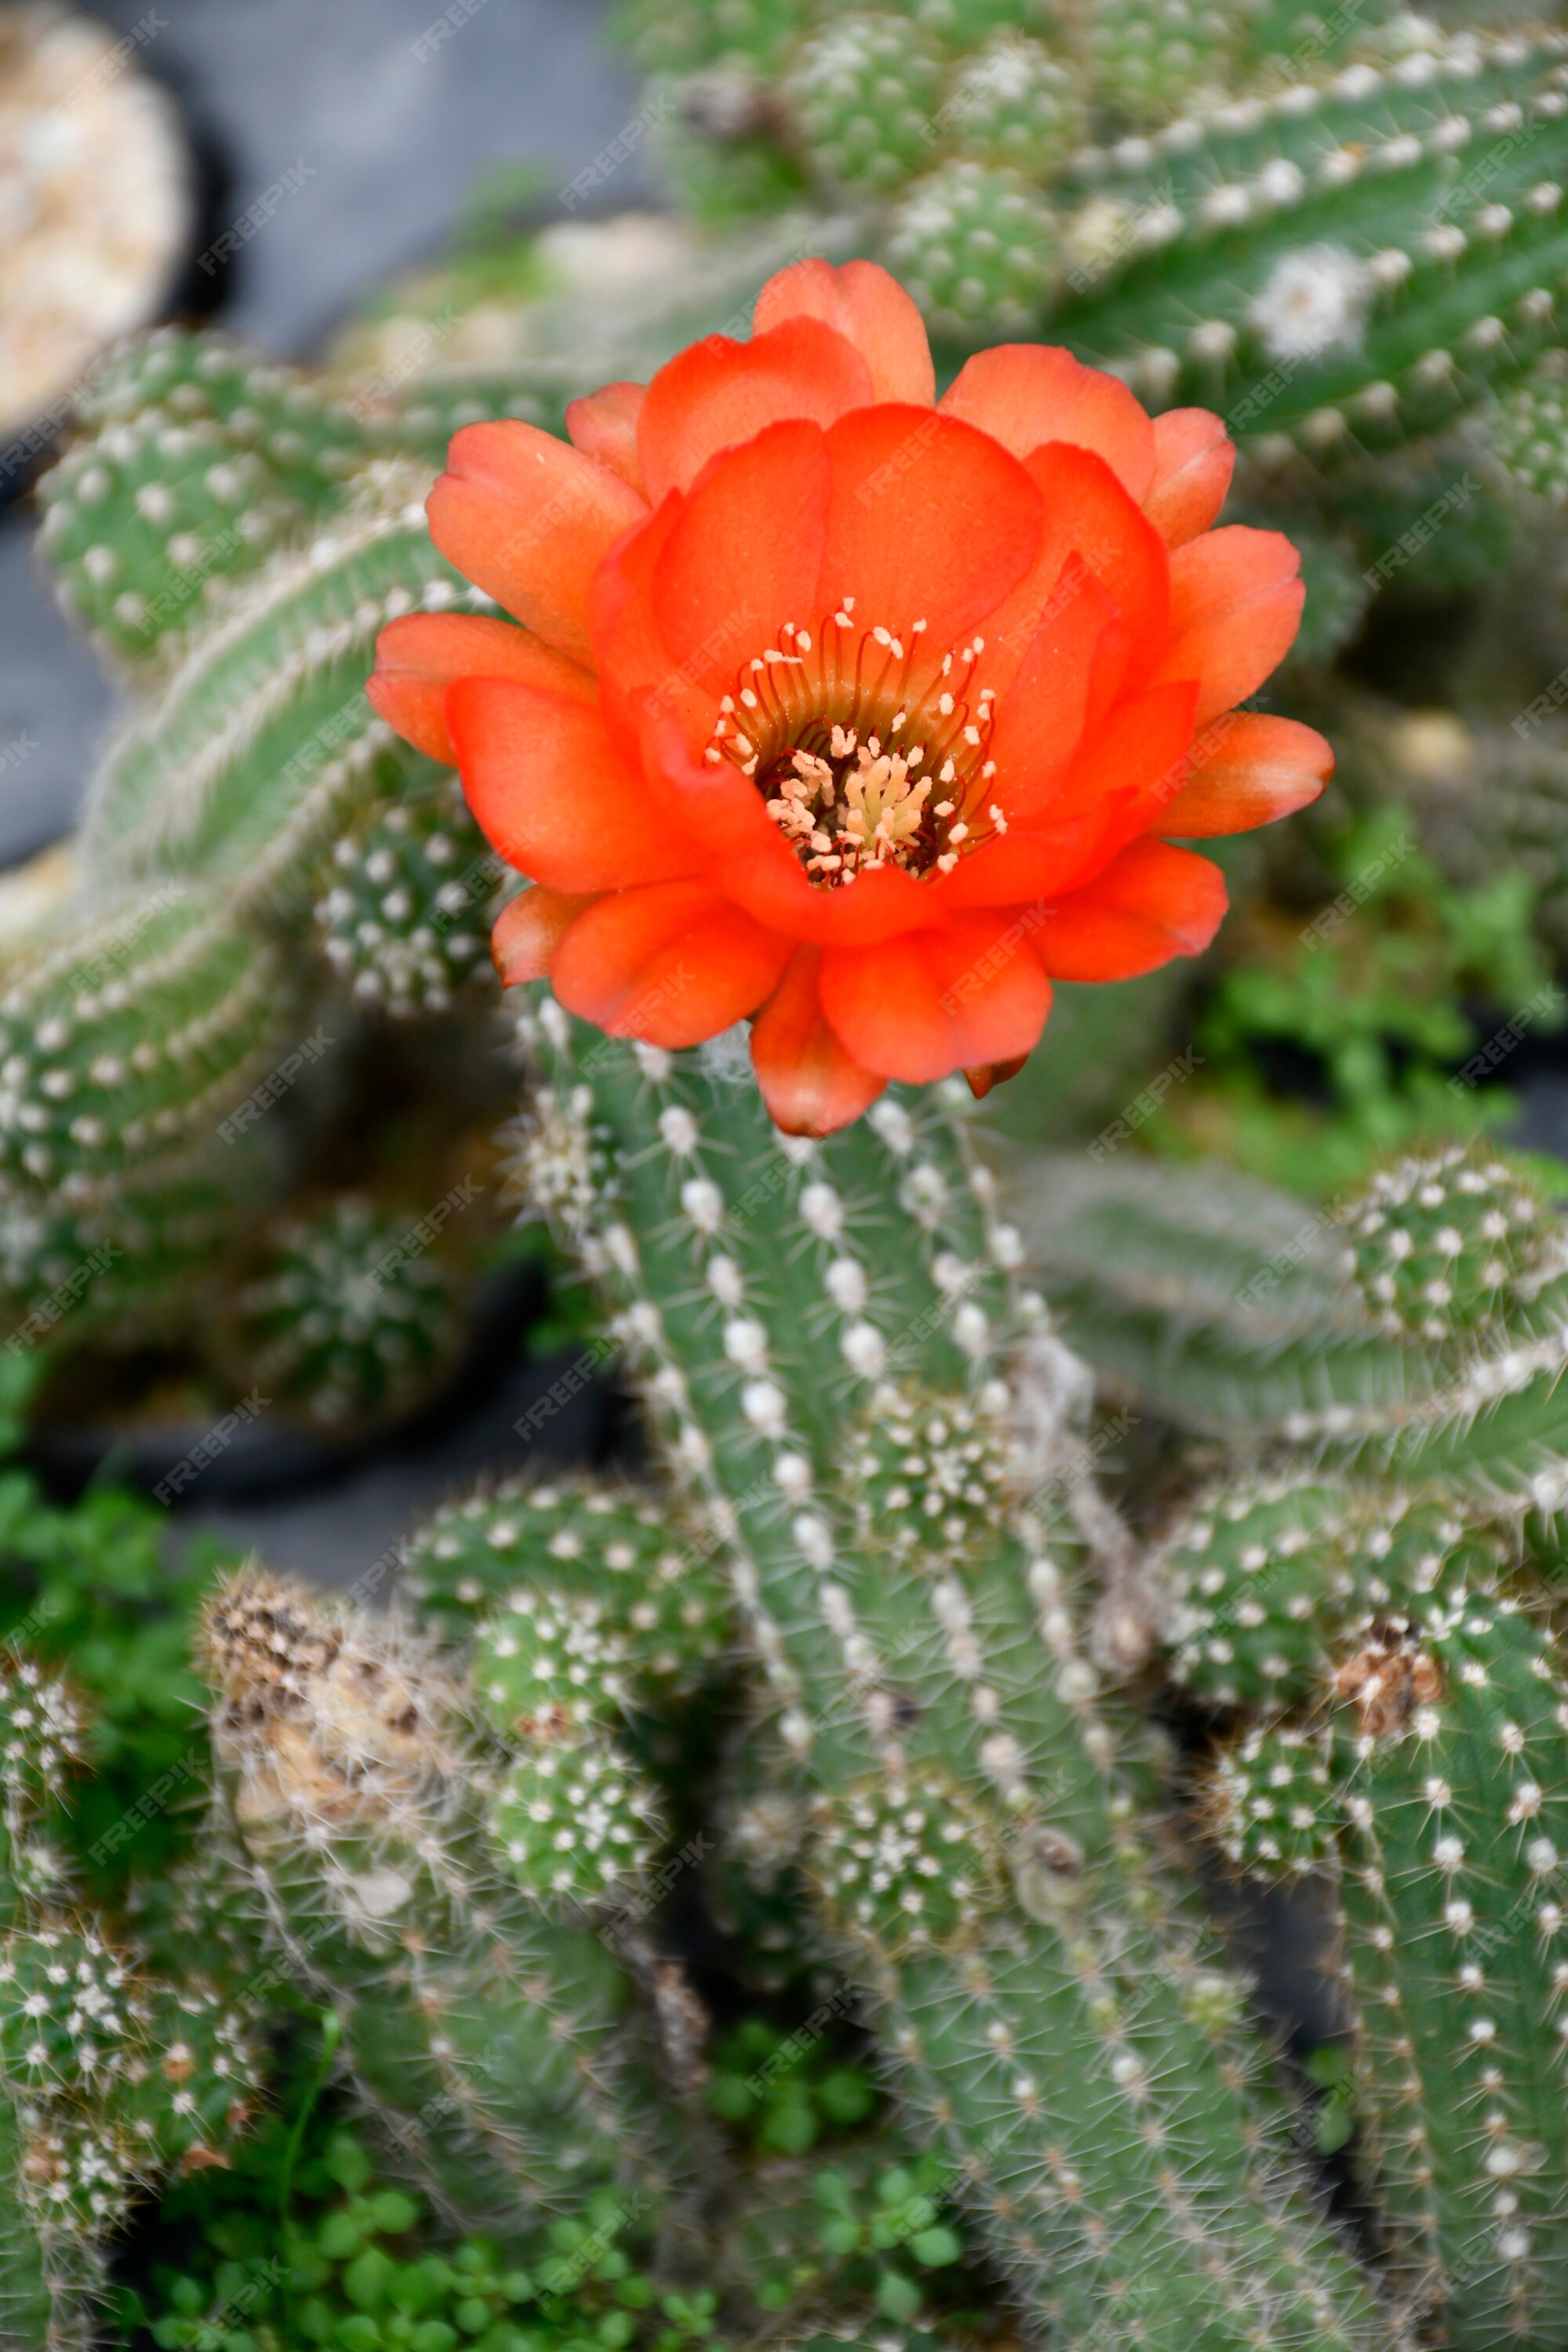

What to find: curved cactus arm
left=1211, top=1565, right=1568, bottom=2347
left=199, top=1567, right=695, bottom=2235
left=512, top=1000, right=1392, bottom=2350
left=401, top=1475, right=735, bottom=1701
left=0, top=2099, right=106, bottom=2352
left=36, top=327, right=387, bottom=670
left=1048, top=31, right=1568, bottom=453
left=0, top=1661, right=86, bottom=1933
left=0, top=885, right=287, bottom=1214
left=1323, top=1330, right=1568, bottom=1504
left=79, top=470, right=471, bottom=921
left=1013, top=1152, right=1438, bottom=1441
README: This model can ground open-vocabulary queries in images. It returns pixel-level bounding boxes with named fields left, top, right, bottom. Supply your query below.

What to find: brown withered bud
left=1334, top=1617, right=1443, bottom=1739
left=201, top=1567, right=461, bottom=1834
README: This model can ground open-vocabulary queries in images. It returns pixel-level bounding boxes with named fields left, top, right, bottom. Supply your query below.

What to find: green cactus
left=1164, top=1472, right=1357, bottom=1712
left=619, top=7, right=1568, bottom=457
left=1077, top=0, right=1240, bottom=125
left=312, top=775, right=499, bottom=1019
left=1051, top=29, right=1568, bottom=452
left=37, top=329, right=378, bottom=669
left=1033, top=1134, right=1568, bottom=2338
left=401, top=1475, right=734, bottom=1702
left=942, top=34, right=1087, bottom=177
left=0, top=1659, right=83, bottom=1935
left=616, top=0, right=819, bottom=77
left=474, top=1585, right=670, bottom=1912
left=80, top=474, right=470, bottom=923
left=506, top=1001, right=1387, bottom=2350
left=0, top=884, right=285, bottom=1210
left=1200, top=1520, right=1568, bottom=2346
left=1490, top=348, right=1568, bottom=499
left=36, top=328, right=574, bottom=673
left=1339, top=1144, right=1561, bottom=1341
left=0, top=1656, right=260, bottom=2350
left=223, top=1193, right=472, bottom=1433
left=1018, top=1137, right=1568, bottom=1486
left=199, top=1567, right=690, bottom=2234
left=786, top=14, right=947, bottom=195
left=884, top=160, right=1062, bottom=339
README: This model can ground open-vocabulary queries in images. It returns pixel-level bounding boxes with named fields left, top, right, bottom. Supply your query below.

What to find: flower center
left=703, top=600, right=1008, bottom=888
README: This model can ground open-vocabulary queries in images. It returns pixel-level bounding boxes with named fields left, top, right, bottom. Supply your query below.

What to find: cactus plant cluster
left=619, top=0, right=1568, bottom=462
left=1, top=333, right=529, bottom=1426
left=0, top=1655, right=260, bottom=2348
left=27, top=33, right=1568, bottom=2344
left=29, top=952, right=1568, bottom=2348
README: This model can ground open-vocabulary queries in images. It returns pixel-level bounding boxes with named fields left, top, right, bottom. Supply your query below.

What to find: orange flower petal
left=946, top=680, right=1197, bottom=906
left=491, top=886, right=600, bottom=985
left=1033, top=838, right=1226, bottom=981
left=551, top=881, right=794, bottom=1047
left=633, top=700, right=782, bottom=865
left=750, top=946, right=887, bottom=1134
left=588, top=493, right=718, bottom=754
left=448, top=679, right=693, bottom=892
left=565, top=381, right=648, bottom=495
left=939, top=345, right=1156, bottom=502
left=1142, top=408, right=1234, bottom=547
left=637, top=317, right=874, bottom=504
left=1034, top=677, right=1200, bottom=834
left=986, top=560, right=1125, bottom=821
left=983, top=443, right=1168, bottom=700
left=753, top=258, right=935, bottom=406
left=368, top=612, right=594, bottom=765
left=427, top=421, right=646, bottom=663
left=821, top=914, right=1053, bottom=1084
left=651, top=419, right=831, bottom=694
left=815, top=405, right=1043, bottom=662
left=1162, top=712, right=1333, bottom=837
left=1155, top=524, right=1305, bottom=726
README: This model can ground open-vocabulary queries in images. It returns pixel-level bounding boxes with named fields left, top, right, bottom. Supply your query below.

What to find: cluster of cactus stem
left=27, top=994, right=1568, bottom=2347
left=29, top=42, right=1568, bottom=2342
left=621, top=1, right=1568, bottom=460
left=0, top=1654, right=260, bottom=2347
left=0, top=327, right=538, bottom=1423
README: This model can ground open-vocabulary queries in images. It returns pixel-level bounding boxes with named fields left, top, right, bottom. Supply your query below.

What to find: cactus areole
left=369, top=256, right=1330, bottom=1135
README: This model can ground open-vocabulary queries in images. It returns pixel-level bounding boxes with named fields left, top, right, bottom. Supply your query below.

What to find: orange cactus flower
left=369, top=257, right=1330, bottom=1136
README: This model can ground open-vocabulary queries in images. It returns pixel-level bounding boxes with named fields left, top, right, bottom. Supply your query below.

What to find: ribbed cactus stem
left=80, top=470, right=474, bottom=920
left=1208, top=1532, right=1568, bottom=2347
left=1052, top=30, right=1568, bottom=452
left=403, top=1475, right=735, bottom=1701
left=200, top=1568, right=688, bottom=2234
left=0, top=884, right=284, bottom=1210
left=0, top=1655, right=262, bottom=2350
left=0, top=2095, right=105, bottom=2352
left=514, top=996, right=1385, bottom=2348
left=0, top=1661, right=84, bottom=1933
left=36, top=328, right=375, bottom=668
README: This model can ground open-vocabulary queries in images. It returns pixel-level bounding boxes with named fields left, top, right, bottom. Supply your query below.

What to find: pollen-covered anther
left=710, top=608, right=1005, bottom=887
